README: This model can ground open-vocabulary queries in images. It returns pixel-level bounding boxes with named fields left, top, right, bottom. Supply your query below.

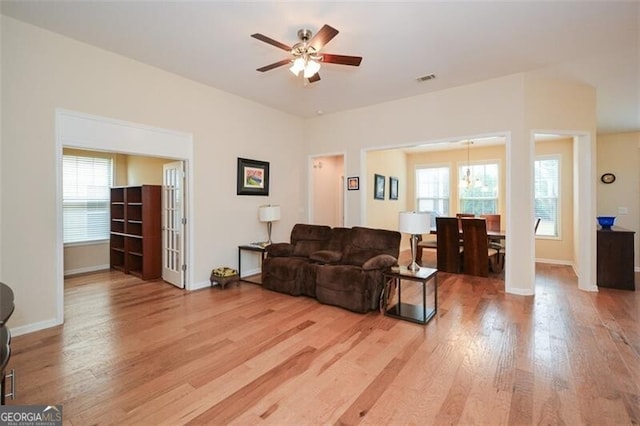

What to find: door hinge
left=182, top=264, right=187, bottom=271
left=182, top=217, right=187, bottom=225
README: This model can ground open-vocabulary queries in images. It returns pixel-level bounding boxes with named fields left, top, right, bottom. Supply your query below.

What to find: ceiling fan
left=251, top=24, right=362, bottom=83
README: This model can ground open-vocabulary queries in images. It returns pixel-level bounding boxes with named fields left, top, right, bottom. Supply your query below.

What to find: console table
left=238, top=244, right=267, bottom=284
left=382, top=266, right=438, bottom=324
left=1, top=282, right=15, bottom=404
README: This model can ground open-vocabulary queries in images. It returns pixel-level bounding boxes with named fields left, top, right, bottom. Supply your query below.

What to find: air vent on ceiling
left=416, top=74, right=436, bottom=82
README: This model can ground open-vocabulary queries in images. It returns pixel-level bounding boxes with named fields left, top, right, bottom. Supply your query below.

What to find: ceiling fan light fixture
left=290, top=57, right=306, bottom=76
left=303, top=59, right=321, bottom=78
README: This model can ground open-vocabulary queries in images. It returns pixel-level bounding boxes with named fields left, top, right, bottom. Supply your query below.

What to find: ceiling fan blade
left=308, top=25, right=339, bottom=51
left=251, top=33, right=292, bottom=52
left=321, top=54, right=362, bottom=67
left=256, top=59, right=291, bottom=72
left=308, top=73, right=321, bottom=83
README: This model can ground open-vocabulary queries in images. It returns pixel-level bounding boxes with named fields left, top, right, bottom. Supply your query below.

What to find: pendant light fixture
left=461, top=140, right=473, bottom=188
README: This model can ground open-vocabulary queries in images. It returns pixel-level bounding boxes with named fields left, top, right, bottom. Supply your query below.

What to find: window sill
left=64, top=239, right=109, bottom=248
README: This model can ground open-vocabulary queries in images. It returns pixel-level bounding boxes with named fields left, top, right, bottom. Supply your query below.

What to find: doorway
left=309, top=154, right=345, bottom=227
left=56, top=109, right=194, bottom=325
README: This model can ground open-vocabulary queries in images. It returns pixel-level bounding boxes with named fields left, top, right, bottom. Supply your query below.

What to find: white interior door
left=162, top=161, right=185, bottom=288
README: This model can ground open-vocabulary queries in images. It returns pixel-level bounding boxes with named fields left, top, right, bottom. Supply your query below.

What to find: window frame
left=62, top=153, right=114, bottom=246
left=414, top=163, right=451, bottom=217
left=456, top=159, right=500, bottom=215
left=534, top=154, right=561, bottom=240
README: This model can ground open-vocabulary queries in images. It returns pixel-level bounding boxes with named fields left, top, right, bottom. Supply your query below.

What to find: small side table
left=238, top=244, right=267, bottom=284
left=382, top=266, right=438, bottom=324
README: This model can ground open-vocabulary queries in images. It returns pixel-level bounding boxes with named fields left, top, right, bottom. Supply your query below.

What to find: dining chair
left=461, top=218, right=500, bottom=277
left=436, top=217, right=463, bottom=273
left=481, top=214, right=504, bottom=269
left=416, top=234, right=438, bottom=264
left=456, top=213, right=474, bottom=232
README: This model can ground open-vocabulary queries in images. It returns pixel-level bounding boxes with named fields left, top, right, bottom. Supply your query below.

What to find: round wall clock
left=600, top=173, right=616, bottom=184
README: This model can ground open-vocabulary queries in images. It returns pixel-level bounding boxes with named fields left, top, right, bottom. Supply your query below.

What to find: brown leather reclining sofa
left=262, top=224, right=401, bottom=313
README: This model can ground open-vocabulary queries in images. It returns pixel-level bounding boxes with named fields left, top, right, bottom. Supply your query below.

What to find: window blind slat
left=63, top=155, right=113, bottom=244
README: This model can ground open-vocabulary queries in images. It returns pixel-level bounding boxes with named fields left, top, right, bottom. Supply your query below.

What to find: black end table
left=382, top=266, right=438, bottom=324
left=238, top=244, right=267, bottom=284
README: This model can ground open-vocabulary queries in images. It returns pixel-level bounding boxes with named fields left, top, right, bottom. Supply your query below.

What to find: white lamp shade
left=398, top=211, right=431, bottom=234
left=259, top=205, right=281, bottom=222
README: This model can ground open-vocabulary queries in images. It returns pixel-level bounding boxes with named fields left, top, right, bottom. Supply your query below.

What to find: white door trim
left=55, top=109, right=195, bottom=326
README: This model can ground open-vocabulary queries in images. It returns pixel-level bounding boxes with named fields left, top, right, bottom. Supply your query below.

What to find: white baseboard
left=535, top=258, right=574, bottom=266
left=190, top=280, right=212, bottom=291
left=241, top=268, right=261, bottom=278
left=10, top=317, right=62, bottom=337
left=64, top=264, right=110, bottom=276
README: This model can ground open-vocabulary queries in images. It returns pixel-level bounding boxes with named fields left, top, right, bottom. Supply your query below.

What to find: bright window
left=415, top=166, right=450, bottom=218
left=458, top=162, right=499, bottom=215
left=63, top=154, right=113, bottom=244
left=534, top=156, right=559, bottom=237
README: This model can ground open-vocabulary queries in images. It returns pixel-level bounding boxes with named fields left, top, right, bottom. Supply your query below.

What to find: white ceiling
left=2, top=1, right=638, bottom=134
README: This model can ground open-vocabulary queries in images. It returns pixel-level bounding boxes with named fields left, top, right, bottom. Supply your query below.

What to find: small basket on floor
left=210, top=267, right=239, bottom=290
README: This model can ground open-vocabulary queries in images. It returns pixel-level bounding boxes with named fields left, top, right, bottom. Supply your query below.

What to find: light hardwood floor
left=8, top=253, right=640, bottom=425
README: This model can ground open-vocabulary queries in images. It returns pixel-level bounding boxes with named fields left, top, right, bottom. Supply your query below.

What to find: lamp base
left=407, top=234, right=421, bottom=272
left=407, top=261, right=421, bottom=272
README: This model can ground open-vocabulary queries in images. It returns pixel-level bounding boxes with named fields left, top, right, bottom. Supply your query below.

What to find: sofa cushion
left=309, top=250, right=342, bottom=264
left=293, top=240, right=328, bottom=257
left=266, top=242, right=293, bottom=257
left=342, top=227, right=401, bottom=267
left=290, top=224, right=333, bottom=257
left=362, top=254, right=397, bottom=271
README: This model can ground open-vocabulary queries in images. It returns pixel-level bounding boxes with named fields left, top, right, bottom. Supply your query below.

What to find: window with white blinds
left=415, top=166, right=450, bottom=218
left=534, top=155, right=559, bottom=237
left=63, top=154, right=113, bottom=244
left=458, top=162, right=499, bottom=215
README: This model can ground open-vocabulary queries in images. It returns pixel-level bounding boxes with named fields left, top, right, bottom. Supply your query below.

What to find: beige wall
left=597, top=132, right=640, bottom=268
left=127, top=155, right=172, bottom=186
left=366, top=149, right=408, bottom=247
left=1, top=16, right=305, bottom=331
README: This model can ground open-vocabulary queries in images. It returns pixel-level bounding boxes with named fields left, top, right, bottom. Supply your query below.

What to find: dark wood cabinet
left=110, top=185, right=162, bottom=280
left=597, top=227, right=635, bottom=291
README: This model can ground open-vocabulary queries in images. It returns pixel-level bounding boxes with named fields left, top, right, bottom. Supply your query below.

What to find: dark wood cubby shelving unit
left=110, top=185, right=161, bottom=280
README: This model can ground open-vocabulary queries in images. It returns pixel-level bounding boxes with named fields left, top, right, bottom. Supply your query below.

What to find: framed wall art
left=374, top=174, right=385, bottom=200
left=237, top=157, right=270, bottom=196
left=347, top=176, right=359, bottom=191
left=389, top=176, right=398, bottom=200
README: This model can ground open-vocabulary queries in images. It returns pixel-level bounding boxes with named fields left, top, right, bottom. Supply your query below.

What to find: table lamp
left=398, top=211, right=431, bottom=271
left=259, top=204, right=281, bottom=245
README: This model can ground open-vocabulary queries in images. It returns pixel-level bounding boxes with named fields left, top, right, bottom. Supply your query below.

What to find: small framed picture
left=389, top=176, right=398, bottom=200
left=237, top=157, right=270, bottom=196
left=374, top=174, right=385, bottom=200
left=347, top=176, right=359, bottom=191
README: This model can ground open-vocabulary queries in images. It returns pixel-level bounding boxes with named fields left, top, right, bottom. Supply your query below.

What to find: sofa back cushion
left=341, top=227, right=401, bottom=266
left=327, top=227, right=352, bottom=252
left=290, top=224, right=332, bottom=257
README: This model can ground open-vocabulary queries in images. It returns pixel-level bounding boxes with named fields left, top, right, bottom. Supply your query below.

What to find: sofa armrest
left=309, top=250, right=342, bottom=264
left=362, top=254, right=398, bottom=271
left=266, top=243, right=294, bottom=257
